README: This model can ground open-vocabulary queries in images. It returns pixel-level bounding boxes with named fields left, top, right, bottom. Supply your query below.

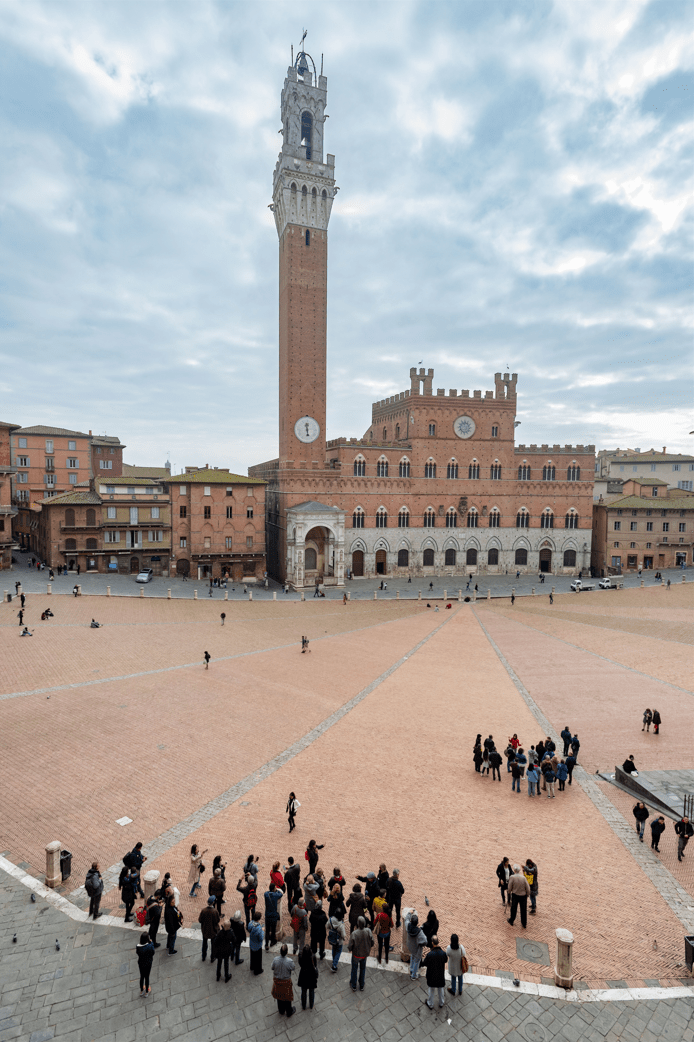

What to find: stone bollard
left=248, top=590, right=253, bottom=601
left=224, top=590, right=228, bottom=600
left=3, top=591, right=8, bottom=603
left=139, top=587, right=144, bottom=598
left=347, top=592, right=350, bottom=601
left=682, top=574, right=686, bottom=583
left=487, top=589, right=491, bottom=600
left=167, top=588, right=171, bottom=599
left=107, top=586, right=111, bottom=597
left=273, top=591, right=277, bottom=600
left=512, top=587, right=515, bottom=600
left=76, top=584, right=81, bottom=596
left=47, top=583, right=52, bottom=595
left=396, top=590, right=400, bottom=599
left=531, top=587, right=535, bottom=596
left=400, top=907, right=414, bottom=963
left=443, top=589, right=447, bottom=601
left=143, top=869, right=160, bottom=903
left=194, top=589, right=198, bottom=599
left=458, top=590, right=462, bottom=601
left=45, top=841, right=61, bottom=889
left=418, top=591, right=421, bottom=601
left=374, top=591, right=377, bottom=600
left=640, top=579, right=644, bottom=588
left=551, top=586, right=555, bottom=595
left=554, top=928, right=574, bottom=989
left=301, top=591, right=305, bottom=601
left=473, top=590, right=476, bottom=602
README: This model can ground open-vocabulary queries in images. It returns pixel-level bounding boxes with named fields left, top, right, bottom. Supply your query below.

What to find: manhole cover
left=516, top=938, right=550, bottom=965
left=522, top=1023, right=548, bottom=1042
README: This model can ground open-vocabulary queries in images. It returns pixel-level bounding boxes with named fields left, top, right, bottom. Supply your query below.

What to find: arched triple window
left=488, top=508, right=500, bottom=528
left=353, top=456, right=365, bottom=477
left=445, top=508, right=457, bottom=528
left=447, top=460, right=458, bottom=479
left=515, top=548, right=528, bottom=565
left=491, top=425, right=499, bottom=438
left=445, top=548, right=456, bottom=566
left=398, top=508, right=410, bottom=528
left=352, top=507, right=365, bottom=529
left=490, top=462, right=501, bottom=480
left=423, top=548, right=435, bottom=567
left=567, top=463, right=581, bottom=481
left=518, top=463, right=531, bottom=481
left=542, top=463, right=556, bottom=481
left=397, top=548, right=409, bottom=567
left=399, top=457, right=410, bottom=478
left=488, top=547, right=499, bottom=565
left=540, top=509, right=554, bottom=529
left=424, top=508, right=436, bottom=528
left=376, top=457, right=389, bottom=477
left=468, top=461, right=480, bottom=480
left=565, top=509, right=579, bottom=529
left=466, top=508, right=478, bottom=529
left=375, top=507, right=388, bottom=528
left=428, top=423, right=436, bottom=436
left=424, top=460, right=436, bottom=478
left=563, top=549, right=577, bottom=567
left=516, top=509, right=530, bottom=529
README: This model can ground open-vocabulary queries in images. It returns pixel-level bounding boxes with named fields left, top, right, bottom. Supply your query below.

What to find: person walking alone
left=633, top=802, right=650, bottom=841
left=136, top=932, right=155, bottom=995
left=507, top=866, right=530, bottom=929
left=84, top=862, right=104, bottom=920
left=203, top=651, right=211, bottom=669
left=286, top=792, right=298, bottom=832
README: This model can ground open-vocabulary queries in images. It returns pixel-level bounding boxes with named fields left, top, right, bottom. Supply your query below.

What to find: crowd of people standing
left=473, top=728, right=580, bottom=799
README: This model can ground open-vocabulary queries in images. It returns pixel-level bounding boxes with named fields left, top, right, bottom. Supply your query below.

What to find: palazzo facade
left=250, top=49, right=595, bottom=586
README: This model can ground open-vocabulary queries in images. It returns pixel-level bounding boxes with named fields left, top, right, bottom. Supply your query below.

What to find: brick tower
left=271, top=47, right=335, bottom=466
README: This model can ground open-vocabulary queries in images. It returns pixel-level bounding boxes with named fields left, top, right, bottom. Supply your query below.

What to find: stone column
left=143, top=869, right=160, bottom=902
left=168, top=589, right=172, bottom=599
left=139, top=587, right=144, bottom=598
left=443, top=589, right=447, bottom=600
left=107, top=586, right=111, bottom=597
left=373, top=591, right=377, bottom=600
left=400, top=907, right=414, bottom=963
left=194, top=589, right=198, bottom=599
left=487, top=589, right=491, bottom=600
left=554, top=927, right=574, bottom=989
left=45, top=841, right=61, bottom=889
left=273, top=591, right=277, bottom=600
left=47, top=584, right=52, bottom=595
left=396, top=590, right=400, bottom=599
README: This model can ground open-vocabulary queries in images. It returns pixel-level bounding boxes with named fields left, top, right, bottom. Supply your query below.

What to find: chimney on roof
left=89, top=430, right=92, bottom=436
left=663, top=447, right=666, bottom=454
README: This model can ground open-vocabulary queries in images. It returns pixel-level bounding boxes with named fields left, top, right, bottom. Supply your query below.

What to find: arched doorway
left=176, top=559, right=190, bottom=577
left=375, top=549, right=386, bottom=575
left=352, top=549, right=364, bottom=576
left=539, top=549, right=552, bottom=572
left=130, top=557, right=140, bottom=573
left=305, top=527, right=331, bottom=577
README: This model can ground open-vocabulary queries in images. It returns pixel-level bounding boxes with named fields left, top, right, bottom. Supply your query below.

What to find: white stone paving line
left=1, top=856, right=691, bottom=1005
left=474, top=609, right=694, bottom=935
left=71, top=610, right=460, bottom=898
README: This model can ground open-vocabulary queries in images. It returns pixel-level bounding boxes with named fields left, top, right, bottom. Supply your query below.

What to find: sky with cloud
left=1, top=0, right=692, bottom=473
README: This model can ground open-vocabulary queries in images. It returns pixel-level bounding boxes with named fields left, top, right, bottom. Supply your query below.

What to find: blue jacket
left=555, top=763, right=568, bottom=781
left=248, top=920, right=264, bottom=951
left=264, top=890, right=283, bottom=921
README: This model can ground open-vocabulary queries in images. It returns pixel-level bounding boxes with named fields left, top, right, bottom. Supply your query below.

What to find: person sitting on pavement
left=90, top=619, right=101, bottom=628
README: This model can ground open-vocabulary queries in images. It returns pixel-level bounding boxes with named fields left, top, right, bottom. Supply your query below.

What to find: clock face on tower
left=294, top=416, right=321, bottom=444
left=453, top=415, right=476, bottom=439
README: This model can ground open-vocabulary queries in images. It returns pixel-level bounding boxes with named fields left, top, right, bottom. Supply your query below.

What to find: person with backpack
left=286, top=792, right=299, bottom=832
left=164, top=895, right=181, bottom=955
left=306, top=839, right=324, bottom=875
left=446, top=933, right=468, bottom=996
left=198, top=896, right=220, bottom=961
left=291, top=898, right=308, bottom=954
left=212, top=920, right=234, bottom=982
left=122, top=869, right=138, bottom=923
left=145, top=896, right=162, bottom=948
left=136, top=932, right=155, bottom=995
left=328, top=913, right=346, bottom=972
left=236, top=872, right=256, bottom=925
left=84, top=862, right=103, bottom=920
left=523, top=860, right=539, bottom=914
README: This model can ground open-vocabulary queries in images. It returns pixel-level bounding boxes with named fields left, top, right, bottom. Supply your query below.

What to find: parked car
left=135, top=569, right=153, bottom=583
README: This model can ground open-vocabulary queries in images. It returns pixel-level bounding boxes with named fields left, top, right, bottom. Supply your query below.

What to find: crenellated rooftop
left=515, top=444, right=595, bottom=454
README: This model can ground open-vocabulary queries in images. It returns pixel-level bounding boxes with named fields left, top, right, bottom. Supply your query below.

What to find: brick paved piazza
left=1, top=585, right=694, bottom=1003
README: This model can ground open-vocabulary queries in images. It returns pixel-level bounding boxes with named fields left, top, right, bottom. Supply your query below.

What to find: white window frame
left=151, top=506, right=160, bottom=519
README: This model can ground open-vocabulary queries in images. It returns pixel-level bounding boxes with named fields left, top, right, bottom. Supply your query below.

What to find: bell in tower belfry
left=273, top=42, right=336, bottom=464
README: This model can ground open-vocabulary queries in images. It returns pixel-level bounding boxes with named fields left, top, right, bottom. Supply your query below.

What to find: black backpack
left=123, top=852, right=135, bottom=869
